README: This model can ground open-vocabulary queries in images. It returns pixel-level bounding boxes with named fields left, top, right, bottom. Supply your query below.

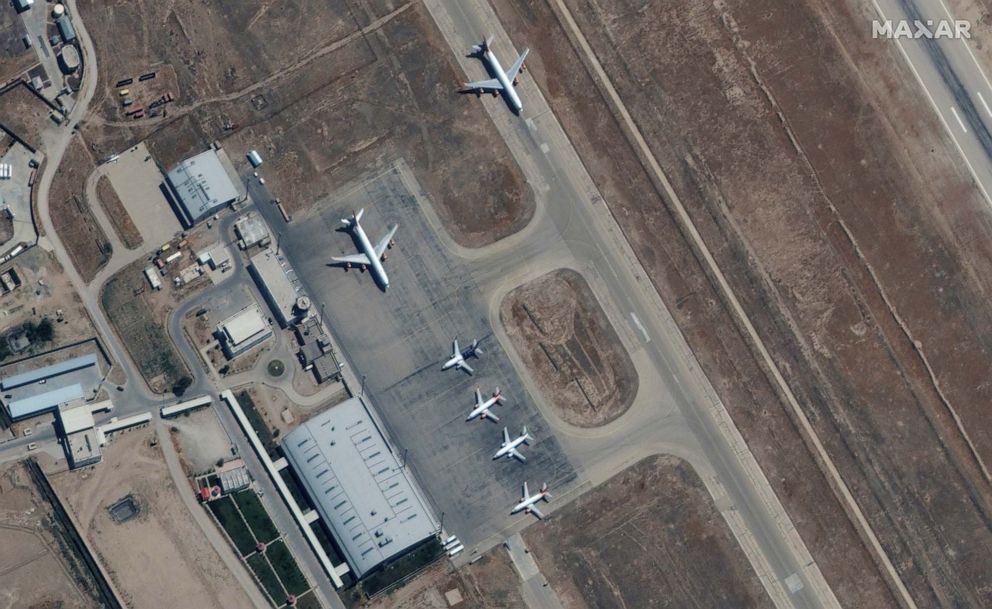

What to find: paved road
left=873, top=0, right=992, bottom=206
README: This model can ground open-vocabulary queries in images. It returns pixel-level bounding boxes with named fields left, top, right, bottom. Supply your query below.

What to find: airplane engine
left=388, top=239, right=395, bottom=249
left=381, top=253, right=388, bottom=261
left=513, top=78, right=519, bottom=86
left=492, top=91, right=499, bottom=97
left=360, top=264, right=367, bottom=273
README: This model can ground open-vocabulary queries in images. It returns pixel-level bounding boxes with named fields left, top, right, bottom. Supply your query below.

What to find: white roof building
left=164, top=148, right=244, bottom=227
left=216, top=303, right=272, bottom=359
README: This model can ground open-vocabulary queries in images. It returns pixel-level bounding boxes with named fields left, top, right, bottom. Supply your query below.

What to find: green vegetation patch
left=233, top=490, right=280, bottom=544
left=236, top=390, right=276, bottom=454
left=266, top=540, right=310, bottom=596
left=248, top=552, right=285, bottom=603
left=208, top=496, right=256, bottom=556
left=292, top=591, right=323, bottom=609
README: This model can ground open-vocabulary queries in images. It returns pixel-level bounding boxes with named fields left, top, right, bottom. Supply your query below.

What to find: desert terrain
left=77, top=0, right=535, bottom=247
left=49, top=136, right=110, bottom=283
left=500, top=268, right=637, bottom=427
left=490, top=0, right=992, bottom=607
left=51, top=427, right=256, bottom=609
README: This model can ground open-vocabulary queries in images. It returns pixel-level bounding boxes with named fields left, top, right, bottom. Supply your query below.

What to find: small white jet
left=511, top=481, right=552, bottom=519
left=441, top=338, right=483, bottom=374
left=466, top=386, right=504, bottom=422
left=331, top=209, right=398, bottom=291
left=493, top=426, right=531, bottom=462
left=463, top=36, right=530, bottom=115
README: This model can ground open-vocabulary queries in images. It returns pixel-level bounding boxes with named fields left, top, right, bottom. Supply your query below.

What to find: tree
left=172, top=375, right=193, bottom=397
left=35, top=318, right=54, bottom=343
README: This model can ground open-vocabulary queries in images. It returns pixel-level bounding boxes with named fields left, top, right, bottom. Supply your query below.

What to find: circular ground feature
left=266, top=359, right=285, bottom=378
left=499, top=269, right=638, bottom=427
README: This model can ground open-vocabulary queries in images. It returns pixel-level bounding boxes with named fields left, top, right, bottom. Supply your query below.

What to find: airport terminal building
left=281, top=397, right=438, bottom=579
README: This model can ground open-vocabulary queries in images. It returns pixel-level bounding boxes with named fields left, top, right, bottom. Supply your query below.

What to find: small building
left=163, top=147, right=245, bottom=227
left=58, top=400, right=112, bottom=469
left=234, top=212, right=270, bottom=250
left=144, top=265, right=162, bottom=290
left=215, top=304, right=272, bottom=359
left=247, top=150, right=263, bottom=168
left=295, top=317, right=341, bottom=384
left=58, top=45, right=80, bottom=73
left=249, top=249, right=304, bottom=328
left=218, top=459, right=251, bottom=494
left=0, top=267, right=22, bottom=294
left=281, top=397, right=439, bottom=580
left=56, top=15, right=76, bottom=43
left=14, top=0, right=34, bottom=12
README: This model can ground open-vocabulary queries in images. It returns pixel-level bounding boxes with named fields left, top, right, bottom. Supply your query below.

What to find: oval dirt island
left=499, top=268, right=637, bottom=427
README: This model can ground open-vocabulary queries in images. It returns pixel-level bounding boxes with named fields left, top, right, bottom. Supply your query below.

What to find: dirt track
left=77, top=0, right=534, bottom=247
left=500, top=268, right=637, bottom=427
left=491, top=0, right=992, bottom=607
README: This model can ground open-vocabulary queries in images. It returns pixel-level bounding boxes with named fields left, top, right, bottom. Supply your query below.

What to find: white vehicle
left=493, top=426, right=530, bottom=462
left=511, top=481, right=551, bottom=519
left=466, top=386, right=504, bottom=423
left=441, top=338, right=483, bottom=374
left=331, top=208, right=398, bottom=291
left=463, top=36, right=529, bottom=115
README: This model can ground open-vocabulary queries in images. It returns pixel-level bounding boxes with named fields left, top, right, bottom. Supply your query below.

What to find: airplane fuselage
left=494, top=437, right=527, bottom=459
left=483, top=49, right=523, bottom=114
left=512, top=494, right=543, bottom=514
left=467, top=399, right=498, bottom=421
left=352, top=220, right=389, bottom=289
left=442, top=354, right=463, bottom=371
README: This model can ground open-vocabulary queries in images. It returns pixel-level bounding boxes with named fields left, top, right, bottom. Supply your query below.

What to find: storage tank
left=52, top=3, right=65, bottom=16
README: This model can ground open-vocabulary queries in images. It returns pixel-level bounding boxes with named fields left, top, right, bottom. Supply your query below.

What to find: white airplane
left=466, top=386, right=504, bottom=422
left=493, top=426, right=530, bottom=462
left=441, top=338, right=483, bottom=374
left=511, top=481, right=551, bottom=519
left=331, top=209, right=398, bottom=291
left=463, top=36, right=530, bottom=115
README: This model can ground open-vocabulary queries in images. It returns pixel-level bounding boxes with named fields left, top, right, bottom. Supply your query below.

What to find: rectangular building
left=1, top=353, right=97, bottom=390
left=216, top=304, right=272, bottom=359
left=7, top=383, right=84, bottom=420
left=163, top=148, right=244, bottom=227
left=281, top=398, right=438, bottom=579
left=248, top=249, right=304, bottom=327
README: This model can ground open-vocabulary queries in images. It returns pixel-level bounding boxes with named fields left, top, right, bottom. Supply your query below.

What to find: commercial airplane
left=466, top=386, right=504, bottom=422
left=331, top=209, right=398, bottom=290
left=493, top=426, right=531, bottom=462
left=463, top=36, right=530, bottom=115
left=441, top=338, right=483, bottom=374
left=511, top=481, right=552, bottom=519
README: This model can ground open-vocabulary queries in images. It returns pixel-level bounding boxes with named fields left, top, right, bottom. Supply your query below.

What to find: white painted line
left=870, top=0, right=992, bottom=207
left=951, top=106, right=968, bottom=132
left=978, top=91, right=992, bottom=118
left=629, top=312, right=650, bottom=343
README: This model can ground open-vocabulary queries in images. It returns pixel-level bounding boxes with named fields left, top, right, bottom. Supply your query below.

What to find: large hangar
left=163, top=147, right=245, bottom=227
left=281, top=397, right=438, bottom=579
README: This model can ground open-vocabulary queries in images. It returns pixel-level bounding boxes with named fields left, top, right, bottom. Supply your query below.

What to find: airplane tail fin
left=470, top=339, right=483, bottom=356
left=341, top=208, right=365, bottom=227
left=472, top=35, right=494, bottom=53
left=540, top=483, right=551, bottom=500
left=493, top=387, right=503, bottom=402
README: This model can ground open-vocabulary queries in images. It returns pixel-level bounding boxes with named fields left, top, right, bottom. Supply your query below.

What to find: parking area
left=249, top=161, right=576, bottom=547
left=0, top=141, right=38, bottom=252
left=102, top=142, right=181, bottom=247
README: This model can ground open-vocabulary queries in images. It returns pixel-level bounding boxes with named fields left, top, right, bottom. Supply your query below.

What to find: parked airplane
left=441, top=338, right=483, bottom=374
left=493, top=426, right=531, bottom=461
left=463, top=36, right=530, bottom=115
left=466, top=386, right=504, bottom=422
left=511, top=481, right=551, bottom=519
left=331, top=209, right=398, bottom=291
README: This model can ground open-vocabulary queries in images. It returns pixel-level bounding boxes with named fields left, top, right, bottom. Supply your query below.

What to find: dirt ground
left=0, top=10, right=36, bottom=85
left=0, top=247, right=102, bottom=366
left=239, top=382, right=346, bottom=440
left=490, top=0, right=992, bottom=607
left=359, top=549, right=526, bottom=609
left=95, top=175, right=142, bottom=250
left=169, top=407, right=234, bottom=475
left=0, top=462, right=101, bottom=609
left=76, top=0, right=534, bottom=247
left=0, top=83, right=52, bottom=150
left=51, top=426, right=256, bottom=609
left=49, top=137, right=110, bottom=283
left=500, top=268, right=637, bottom=427
left=525, top=455, right=772, bottom=609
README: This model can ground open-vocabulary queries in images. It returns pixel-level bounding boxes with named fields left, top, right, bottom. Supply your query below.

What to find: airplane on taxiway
left=331, top=208, right=397, bottom=291
left=462, top=36, right=530, bottom=115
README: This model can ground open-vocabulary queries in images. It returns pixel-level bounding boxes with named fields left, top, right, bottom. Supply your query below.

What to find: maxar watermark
left=872, top=19, right=971, bottom=39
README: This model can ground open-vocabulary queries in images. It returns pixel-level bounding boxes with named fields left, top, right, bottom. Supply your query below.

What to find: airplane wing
left=331, top=253, right=371, bottom=266
left=506, top=49, right=530, bottom=81
left=527, top=504, right=544, bottom=519
left=373, top=225, right=398, bottom=260
left=503, top=427, right=511, bottom=445
left=456, top=361, right=474, bottom=375
left=475, top=388, right=484, bottom=406
left=483, top=409, right=499, bottom=422
left=510, top=448, right=527, bottom=462
left=464, top=77, right=503, bottom=91
left=522, top=482, right=529, bottom=498
left=452, top=339, right=460, bottom=357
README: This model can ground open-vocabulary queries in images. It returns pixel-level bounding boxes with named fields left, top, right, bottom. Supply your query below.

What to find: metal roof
left=1, top=353, right=97, bottom=390
left=165, top=149, right=240, bottom=226
left=249, top=249, right=300, bottom=327
left=8, top=384, right=83, bottom=420
left=58, top=404, right=95, bottom=434
left=56, top=15, right=76, bottom=42
left=281, top=398, right=437, bottom=578
left=220, top=305, right=268, bottom=346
